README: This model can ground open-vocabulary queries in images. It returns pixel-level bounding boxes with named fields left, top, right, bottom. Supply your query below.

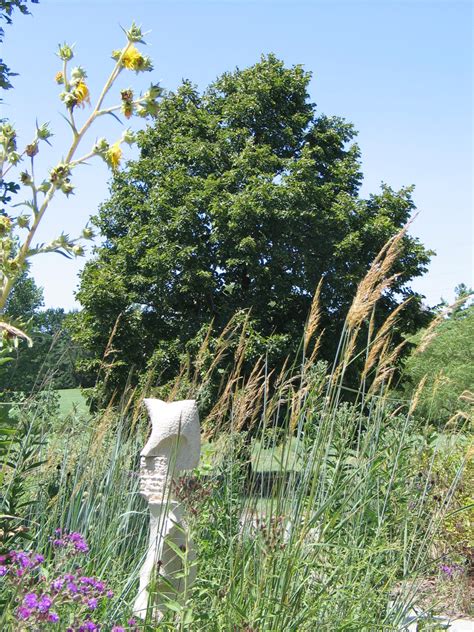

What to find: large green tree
left=73, top=55, right=432, bottom=398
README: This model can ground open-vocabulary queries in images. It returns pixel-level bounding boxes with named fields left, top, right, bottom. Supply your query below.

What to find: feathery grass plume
left=362, top=297, right=412, bottom=379
left=330, top=224, right=411, bottom=391
left=408, top=374, right=428, bottom=416
left=368, top=339, right=407, bottom=396
left=191, top=319, right=214, bottom=385
left=229, top=359, right=266, bottom=433
left=346, top=224, right=409, bottom=331
left=194, top=311, right=250, bottom=398
left=459, top=390, right=474, bottom=410
left=95, top=312, right=123, bottom=397
left=416, top=293, right=471, bottom=355
left=304, top=278, right=323, bottom=355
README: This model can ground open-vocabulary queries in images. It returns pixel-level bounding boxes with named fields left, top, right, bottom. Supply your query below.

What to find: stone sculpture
left=133, top=398, right=201, bottom=620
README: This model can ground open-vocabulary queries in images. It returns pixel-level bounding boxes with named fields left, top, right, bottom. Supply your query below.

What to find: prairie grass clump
left=1, top=229, right=471, bottom=630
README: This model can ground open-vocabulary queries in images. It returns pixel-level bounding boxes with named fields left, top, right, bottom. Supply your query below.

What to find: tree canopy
left=73, top=54, right=432, bottom=398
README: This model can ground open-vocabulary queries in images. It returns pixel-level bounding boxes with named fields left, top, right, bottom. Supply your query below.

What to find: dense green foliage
left=73, top=55, right=432, bottom=398
left=403, top=298, right=474, bottom=425
left=0, top=274, right=82, bottom=391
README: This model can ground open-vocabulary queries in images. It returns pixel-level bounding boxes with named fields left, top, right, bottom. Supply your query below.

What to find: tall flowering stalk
left=0, top=22, right=161, bottom=341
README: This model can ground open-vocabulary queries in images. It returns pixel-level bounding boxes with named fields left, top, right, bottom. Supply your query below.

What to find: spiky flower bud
left=70, top=66, right=87, bottom=84
left=6, top=258, right=21, bottom=273
left=121, top=128, right=136, bottom=146
left=126, top=22, right=144, bottom=43
left=60, top=179, right=75, bottom=196
left=20, top=171, right=32, bottom=186
left=26, top=142, right=39, bottom=158
left=17, top=215, right=30, bottom=229
left=72, top=245, right=84, bottom=257
left=82, top=227, right=94, bottom=240
left=60, top=91, right=78, bottom=110
left=93, top=138, right=110, bottom=155
left=38, top=180, right=51, bottom=193
left=49, top=163, right=71, bottom=184
left=0, top=123, right=17, bottom=153
left=8, top=151, right=20, bottom=165
left=36, top=123, right=53, bottom=142
left=58, top=43, right=74, bottom=61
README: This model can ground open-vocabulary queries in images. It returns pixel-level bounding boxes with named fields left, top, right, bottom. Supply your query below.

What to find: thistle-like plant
left=0, top=22, right=162, bottom=344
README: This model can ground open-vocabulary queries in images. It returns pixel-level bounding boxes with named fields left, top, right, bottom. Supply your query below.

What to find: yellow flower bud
left=74, top=81, right=90, bottom=107
left=0, top=216, right=12, bottom=236
left=105, top=141, right=122, bottom=171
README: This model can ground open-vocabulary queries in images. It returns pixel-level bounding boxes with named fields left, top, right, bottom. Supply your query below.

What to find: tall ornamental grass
left=1, top=229, right=471, bottom=630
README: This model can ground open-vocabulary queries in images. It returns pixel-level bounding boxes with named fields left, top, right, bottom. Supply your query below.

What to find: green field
left=57, top=388, right=89, bottom=417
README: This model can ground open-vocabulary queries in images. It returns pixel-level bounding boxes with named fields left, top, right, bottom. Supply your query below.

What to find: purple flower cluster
left=15, top=592, right=59, bottom=625
left=439, top=562, right=463, bottom=579
left=51, top=529, right=89, bottom=554
left=48, top=570, right=114, bottom=609
left=0, top=550, right=44, bottom=578
left=0, top=531, right=139, bottom=631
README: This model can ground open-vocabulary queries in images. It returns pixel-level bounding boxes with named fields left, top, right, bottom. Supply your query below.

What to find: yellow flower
left=55, top=71, right=64, bottom=85
left=0, top=216, right=12, bottom=236
left=74, top=80, right=90, bottom=107
left=121, top=45, right=143, bottom=70
left=106, top=142, right=122, bottom=170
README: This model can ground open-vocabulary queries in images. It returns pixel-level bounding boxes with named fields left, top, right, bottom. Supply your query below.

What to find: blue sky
left=2, top=0, right=472, bottom=309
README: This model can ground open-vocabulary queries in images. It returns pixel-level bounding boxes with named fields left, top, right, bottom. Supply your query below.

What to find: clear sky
left=2, top=0, right=472, bottom=309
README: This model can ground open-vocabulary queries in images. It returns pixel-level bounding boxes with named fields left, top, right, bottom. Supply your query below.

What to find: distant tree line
left=0, top=273, right=86, bottom=392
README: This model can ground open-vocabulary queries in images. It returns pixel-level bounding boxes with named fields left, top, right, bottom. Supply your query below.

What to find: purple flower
left=79, top=622, right=98, bottom=631
left=13, top=551, right=32, bottom=568
left=87, top=597, right=98, bottom=610
left=23, top=593, right=38, bottom=608
left=34, top=553, right=45, bottom=564
left=106, top=589, right=114, bottom=598
left=38, top=594, right=52, bottom=612
left=94, top=580, right=105, bottom=592
left=112, top=627, right=125, bottom=632
left=0, top=565, right=7, bottom=576
left=53, top=538, right=65, bottom=548
left=127, top=619, right=137, bottom=626
left=70, top=532, right=89, bottom=553
left=51, top=577, right=65, bottom=591
left=67, top=581, right=79, bottom=594
left=16, top=606, right=32, bottom=620
left=440, top=563, right=454, bottom=578
left=48, top=612, right=60, bottom=623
